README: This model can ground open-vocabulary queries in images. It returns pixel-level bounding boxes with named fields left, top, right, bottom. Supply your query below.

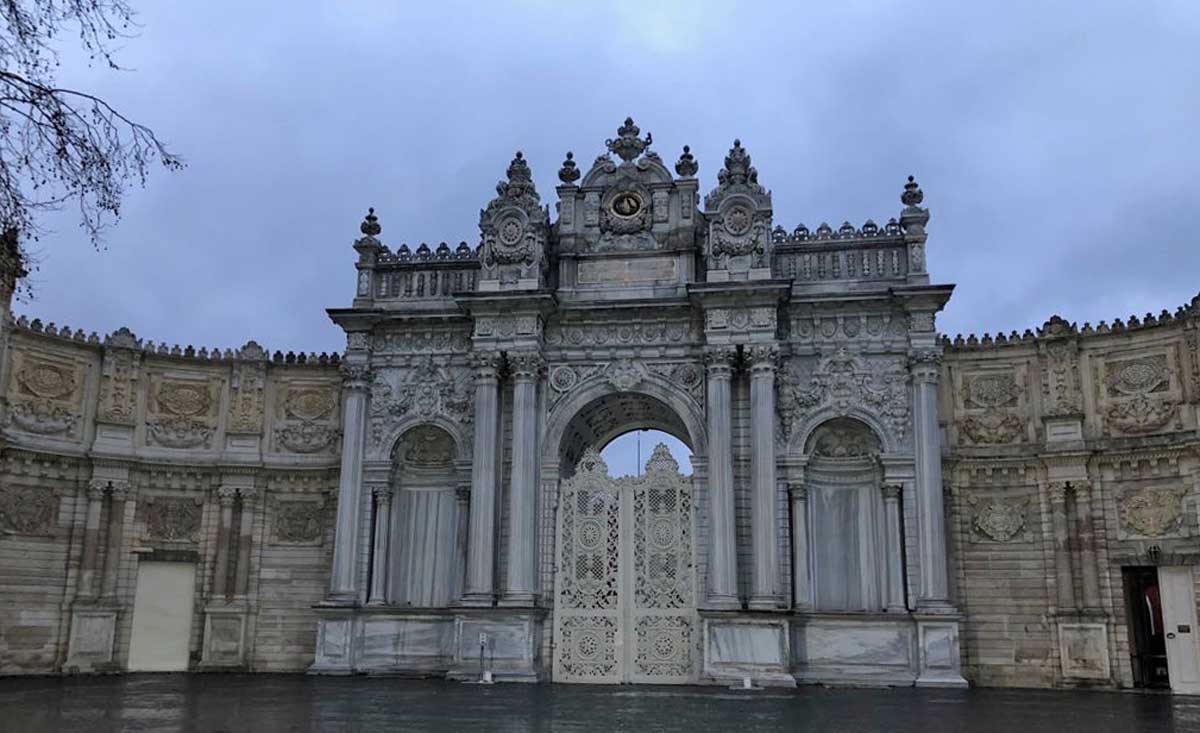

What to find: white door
left=1159, top=566, right=1200, bottom=695
left=127, top=561, right=196, bottom=671
left=553, top=445, right=696, bottom=684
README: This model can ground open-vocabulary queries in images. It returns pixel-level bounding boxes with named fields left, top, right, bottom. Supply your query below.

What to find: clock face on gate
left=609, top=192, right=643, bottom=219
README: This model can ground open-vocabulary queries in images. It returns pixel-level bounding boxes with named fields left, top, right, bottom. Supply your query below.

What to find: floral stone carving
left=272, top=500, right=326, bottom=544
left=0, top=486, right=58, bottom=534
left=960, top=413, right=1025, bottom=445
left=968, top=497, right=1027, bottom=542
left=147, top=378, right=218, bottom=449
left=1118, top=487, right=1188, bottom=537
left=141, top=497, right=202, bottom=542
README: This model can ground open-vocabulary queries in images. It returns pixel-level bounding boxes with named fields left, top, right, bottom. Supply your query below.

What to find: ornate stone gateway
left=553, top=445, right=696, bottom=684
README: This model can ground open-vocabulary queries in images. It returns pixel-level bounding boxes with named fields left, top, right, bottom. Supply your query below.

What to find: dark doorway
left=1122, top=566, right=1169, bottom=688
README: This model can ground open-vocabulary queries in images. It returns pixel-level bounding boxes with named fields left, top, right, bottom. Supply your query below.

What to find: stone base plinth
left=65, top=605, right=119, bottom=673
left=199, top=600, right=251, bottom=669
left=701, top=613, right=795, bottom=687
left=308, top=606, right=545, bottom=681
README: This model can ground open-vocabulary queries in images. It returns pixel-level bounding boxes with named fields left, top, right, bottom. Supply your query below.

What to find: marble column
left=461, top=351, right=502, bottom=606
left=328, top=363, right=371, bottom=602
left=454, top=485, right=471, bottom=600
left=502, top=351, right=542, bottom=606
left=1073, top=481, right=1102, bottom=612
left=100, top=482, right=129, bottom=599
left=367, top=486, right=392, bottom=606
left=789, top=483, right=811, bottom=611
left=748, top=344, right=782, bottom=610
left=78, top=480, right=107, bottom=598
left=1048, top=482, right=1076, bottom=612
left=704, top=346, right=739, bottom=609
left=910, top=350, right=952, bottom=609
left=235, top=489, right=256, bottom=597
left=882, top=484, right=906, bottom=612
left=211, top=487, right=237, bottom=599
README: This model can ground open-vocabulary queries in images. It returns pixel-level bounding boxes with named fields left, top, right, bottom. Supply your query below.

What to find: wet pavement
left=0, top=675, right=1196, bottom=732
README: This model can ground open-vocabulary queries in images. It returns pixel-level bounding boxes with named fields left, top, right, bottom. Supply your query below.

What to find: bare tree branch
left=0, top=1, right=182, bottom=298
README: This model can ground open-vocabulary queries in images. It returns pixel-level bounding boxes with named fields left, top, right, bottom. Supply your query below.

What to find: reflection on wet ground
left=0, top=674, right=1196, bottom=732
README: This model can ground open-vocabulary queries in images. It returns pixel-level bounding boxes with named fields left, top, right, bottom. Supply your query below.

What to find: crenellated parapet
left=2, top=315, right=344, bottom=464
left=941, top=293, right=1200, bottom=451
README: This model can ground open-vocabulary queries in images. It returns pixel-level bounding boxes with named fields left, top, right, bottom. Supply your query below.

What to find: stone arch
left=789, top=405, right=898, bottom=457
left=375, top=413, right=470, bottom=465
left=542, top=375, right=707, bottom=473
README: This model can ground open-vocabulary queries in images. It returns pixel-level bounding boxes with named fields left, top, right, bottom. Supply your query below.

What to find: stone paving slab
left=0, top=675, right=1195, bottom=732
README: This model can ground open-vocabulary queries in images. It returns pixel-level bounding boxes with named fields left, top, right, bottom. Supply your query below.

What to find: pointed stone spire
left=675, top=145, right=698, bottom=178
left=717, top=139, right=759, bottom=188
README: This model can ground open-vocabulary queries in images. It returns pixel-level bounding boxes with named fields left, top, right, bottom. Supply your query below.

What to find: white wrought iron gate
left=552, top=444, right=697, bottom=684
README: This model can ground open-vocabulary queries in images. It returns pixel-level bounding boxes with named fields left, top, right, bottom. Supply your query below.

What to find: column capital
left=86, top=479, right=109, bottom=499
left=746, top=343, right=779, bottom=374
left=1046, top=481, right=1071, bottom=503
left=788, top=483, right=807, bottom=501
left=339, top=363, right=372, bottom=392
left=507, top=350, right=545, bottom=382
left=216, top=486, right=239, bottom=506
left=238, top=486, right=258, bottom=502
left=703, top=345, right=738, bottom=377
left=882, top=483, right=903, bottom=501
left=455, top=485, right=471, bottom=503
left=1069, top=480, right=1092, bottom=500
left=371, top=484, right=393, bottom=504
left=108, top=481, right=131, bottom=500
left=469, top=350, right=504, bottom=382
left=908, top=348, right=942, bottom=383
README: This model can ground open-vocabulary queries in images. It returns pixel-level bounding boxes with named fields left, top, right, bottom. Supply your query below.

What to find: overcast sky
left=17, top=1, right=1200, bottom=357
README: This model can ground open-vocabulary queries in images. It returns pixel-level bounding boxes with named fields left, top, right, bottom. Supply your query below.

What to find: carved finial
left=507, top=151, right=532, bottom=184
left=717, top=139, right=758, bottom=187
left=901, top=175, right=924, bottom=208
left=360, top=207, right=381, bottom=237
left=675, top=145, right=698, bottom=178
left=605, top=116, right=651, bottom=162
left=558, top=151, right=580, bottom=184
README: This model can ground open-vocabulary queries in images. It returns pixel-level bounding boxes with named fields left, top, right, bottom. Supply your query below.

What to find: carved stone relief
left=1100, top=354, right=1178, bottom=434
left=1117, top=486, right=1188, bottom=538
left=97, top=347, right=140, bottom=425
left=227, top=346, right=267, bottom=434
left=274, top=383, right=341, bottom=454
left=140, top=496, right=203, bottom=542
left=6, top=355, right=84, bottom=437
left=0, top=485, right=59, bottom=535
left=369, top=356, right=471, bottom=449
left=146, top=376, right=220, bottom=449
left=270, top=498, right=328, bottom=545
left=966, top=495, right=1029, bottom=542
left=545, top=319, right=697, bottom=347
left=1040, top=335, right=1082, bottom=417
left=790, top=311, right=909, bottom=344
left=779, top=345, right=910, bottom=446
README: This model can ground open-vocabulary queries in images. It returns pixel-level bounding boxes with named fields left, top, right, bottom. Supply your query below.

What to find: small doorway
left=1124, top=565, right=1200, bottom=694
left=127, top=561, right=196, bottom=671
left=1123, top=566, right=1168, bottom=688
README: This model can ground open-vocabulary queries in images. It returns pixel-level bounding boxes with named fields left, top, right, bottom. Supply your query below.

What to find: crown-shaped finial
left=507, top=151, right=532, bottom=184
left=901, top=175, right=924, bottom=208
left=717, top=139, right=757, bottom=187
left=606, top=116, right=652, bottom=162
left=675, top=145, right=698, bottom=178
left=558, top=151, right=580, bottom=184
left=360, top=207, right=381, bottom=237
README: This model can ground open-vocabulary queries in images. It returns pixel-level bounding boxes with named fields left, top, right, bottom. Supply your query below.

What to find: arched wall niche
left=387, top=423, right=465, bottom=607
left=802, top=417, right=888, bottom=612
